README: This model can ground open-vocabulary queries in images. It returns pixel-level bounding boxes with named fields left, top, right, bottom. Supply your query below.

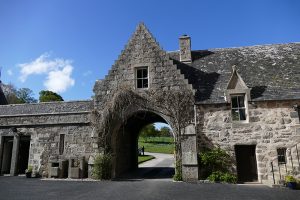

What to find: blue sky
left=0, top=0, right=299, bottom=101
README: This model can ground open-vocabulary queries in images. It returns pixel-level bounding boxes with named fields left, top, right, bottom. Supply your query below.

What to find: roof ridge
left=201, top=42, right=300, bottom=51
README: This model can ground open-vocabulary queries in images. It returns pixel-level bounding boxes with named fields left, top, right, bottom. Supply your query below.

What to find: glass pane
left=137, top=79, right=143, bottom=88
left=277, top=148, right=286, bottom=164
left=231, top=109, right=239, bottom=121
left=143, top=79, right=148, bottom=88
left=137, top=69, right=142, bottom=78
left=239, top=109, right=246, bottom=120
left=231, top=96, right=238, bottom=108
left=238, top=96, right=245, bottom=107
left=142, top=69, right=148, bottom=78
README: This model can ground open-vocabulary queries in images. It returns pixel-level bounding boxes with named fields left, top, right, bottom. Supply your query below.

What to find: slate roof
left=168, top=43, right=300, bottom=104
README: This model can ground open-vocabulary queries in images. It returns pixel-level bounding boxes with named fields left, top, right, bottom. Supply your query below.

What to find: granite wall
left=0, top=100, right=95, bottom=177
left=196, top=100, right=300, bottom=185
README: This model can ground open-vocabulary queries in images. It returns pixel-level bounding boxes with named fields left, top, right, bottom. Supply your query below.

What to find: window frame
left=277, top=148, right=287, bottom=164
left=135, top=66, right=149, bottom=89
left=230, top=94, right=248, bottom=122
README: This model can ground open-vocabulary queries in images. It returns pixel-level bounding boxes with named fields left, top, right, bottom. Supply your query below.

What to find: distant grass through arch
left=138, top=155, right=155, bottom=164
left=138, top=136, right=174, bottom=154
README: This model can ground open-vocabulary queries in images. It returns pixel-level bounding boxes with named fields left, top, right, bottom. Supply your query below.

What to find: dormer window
left=225, top=66, right=251, bottom=122
left=231, top=95, right=246, bottom=121
left=135, top=67, right=148, bottom=89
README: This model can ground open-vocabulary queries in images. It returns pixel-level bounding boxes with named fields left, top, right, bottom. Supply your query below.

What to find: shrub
left=199, top=147, right=232, bottom=178
left=199, top=148, right=231, bottom=173
left=199, top=147, right=237, bottom=183
left=208, top=171, right=223, bottom=182
left=93, top=154, right=112, bottom=180
left=221, top=172, right=237, bottom=183
left=285, top=175, right=297, bottom=183
left=208, top=171, right=237, bottom=183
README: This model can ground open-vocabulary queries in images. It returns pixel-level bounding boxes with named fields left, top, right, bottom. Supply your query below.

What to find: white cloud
left=7, top=69, right=13, bottom=76
left=44, top=65, right=75, bottom=93
left=18, top=53, right=75, bottom=93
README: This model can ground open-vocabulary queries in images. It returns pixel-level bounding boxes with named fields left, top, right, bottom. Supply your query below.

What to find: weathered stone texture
left=196, top=100, right=300, bottom=184
left=26, top=125, right=94, bottom=177
left=0, top=100, right=93, bottom=115
left=0, top=112, right=90, bottom=127
left=93, top=24, right=193, bottom=109
left=0, top=100, right=94, bottom=177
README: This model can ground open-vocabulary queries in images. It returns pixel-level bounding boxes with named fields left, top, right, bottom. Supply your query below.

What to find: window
left=277, top=148, right=286, bottom=164
left=231, top=95, right=246, bottom=121
left=136, top=67, right=148, bottom=89
left=59, top=134, right=65, bottom=155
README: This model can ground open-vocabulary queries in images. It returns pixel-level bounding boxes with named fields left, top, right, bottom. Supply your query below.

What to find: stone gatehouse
left=0, top=23, right=299, bottom=185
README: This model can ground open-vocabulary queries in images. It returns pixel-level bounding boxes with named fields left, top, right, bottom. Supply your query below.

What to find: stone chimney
left=179, top=35, right=192, bottom=63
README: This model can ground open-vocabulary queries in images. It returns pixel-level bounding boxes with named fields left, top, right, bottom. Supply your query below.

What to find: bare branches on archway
left=91, top=86, right=146, bottom=153
left=92, top=86, right=195, bottom=180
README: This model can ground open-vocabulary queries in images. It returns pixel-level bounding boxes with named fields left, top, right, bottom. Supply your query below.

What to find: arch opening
left=111, top=111, right=175, bottom=179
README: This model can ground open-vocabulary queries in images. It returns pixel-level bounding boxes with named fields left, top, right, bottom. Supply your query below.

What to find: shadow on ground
left=114, top=167, right=174, bottom=181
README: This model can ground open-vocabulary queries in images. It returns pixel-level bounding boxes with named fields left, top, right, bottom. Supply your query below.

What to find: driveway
left=139, top=152, right=174, bottom=168
left=118, top=152, right=174, bottom=179
left=0, top=176, right=299, bottom=200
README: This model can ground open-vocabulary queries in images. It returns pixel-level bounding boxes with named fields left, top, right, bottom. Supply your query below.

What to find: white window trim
left=230, top=94, right=249, bottom=123
left=135, top=66, right=149, bottom=89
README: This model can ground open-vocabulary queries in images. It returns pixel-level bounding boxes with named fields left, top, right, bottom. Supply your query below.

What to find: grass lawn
left=138, top=136, right=174, bottom=154
left=138, top=155, right=155, bottom=164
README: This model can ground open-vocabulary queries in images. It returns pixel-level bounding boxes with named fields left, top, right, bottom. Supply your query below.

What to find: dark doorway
left=18, top=136, right=31, bottom=174
left=235, top=145, right=258, bottom=182
left=1, top=136, right=14, bottom=174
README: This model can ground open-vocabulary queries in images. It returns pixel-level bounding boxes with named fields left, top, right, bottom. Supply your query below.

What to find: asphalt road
left=0, top=176, right=299, bottom=200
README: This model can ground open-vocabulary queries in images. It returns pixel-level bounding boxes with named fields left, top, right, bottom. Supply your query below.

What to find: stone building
left=0, top=23, right=299, bottom=185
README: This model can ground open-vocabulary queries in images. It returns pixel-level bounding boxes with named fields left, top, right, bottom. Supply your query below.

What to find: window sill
left=231, top=121, right=251, bottom=128
left=135, top=87, right=149, bottom=90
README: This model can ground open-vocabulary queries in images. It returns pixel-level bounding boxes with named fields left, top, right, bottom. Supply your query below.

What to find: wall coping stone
left=0, top=122, right=91, bottom=128
left=0, top=111, right=91, bottom=118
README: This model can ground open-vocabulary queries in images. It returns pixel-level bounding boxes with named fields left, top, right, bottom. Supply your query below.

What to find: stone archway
left=111, top=110, right=175, bottom=178
left=93, top=88, right=199, bottom=181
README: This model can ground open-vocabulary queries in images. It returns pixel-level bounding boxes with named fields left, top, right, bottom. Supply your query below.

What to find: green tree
left=39, top=90, right=64, bottom=102
left=16, top=88, right=37, bottom=103
left=159, top=126, right=171, bottom=137
left=3, top=84, right=37, bottom=104
left=139, top=124, right=158, bottom=138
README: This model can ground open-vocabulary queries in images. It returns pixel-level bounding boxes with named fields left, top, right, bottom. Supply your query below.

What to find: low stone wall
left=0, top=100, right=96, bottom=177
left=0, top=112, right=90, bottom=127
left=18, top=125, right=95, bottom=177
left=196, top=100, right=300, bottom=184
left=0, top=100, right=93, bottom=115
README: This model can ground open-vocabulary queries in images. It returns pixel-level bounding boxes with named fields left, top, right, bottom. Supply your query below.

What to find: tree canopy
left=139, top=124, right=172, bottom=137
left=160, top=126, right=171, bottom=137
left=17, top=88, right=37, bottom=103
left=139, top=124, right=158, bottom=137
left=3, top=84, right=37, bottom=104
left=39, top=90, right=64, bottom=102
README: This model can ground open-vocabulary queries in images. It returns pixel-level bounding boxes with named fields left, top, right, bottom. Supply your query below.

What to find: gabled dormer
left=225, top=66, right=251, bottom=122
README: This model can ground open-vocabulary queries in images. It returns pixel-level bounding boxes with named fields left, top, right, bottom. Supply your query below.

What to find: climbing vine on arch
left=91, top=86, right=195, bottom=180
